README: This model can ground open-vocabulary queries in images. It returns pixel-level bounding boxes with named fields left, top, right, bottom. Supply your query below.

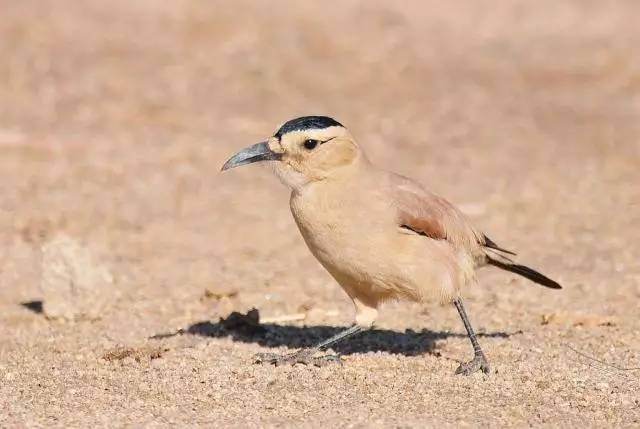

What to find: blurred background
left=0, top=1, right=639, bottom=426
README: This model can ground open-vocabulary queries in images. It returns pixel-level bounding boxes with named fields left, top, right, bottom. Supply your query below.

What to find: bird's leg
left=453, top=298, right=491, bottom=375
left=254, top=324, right=364, bottom=367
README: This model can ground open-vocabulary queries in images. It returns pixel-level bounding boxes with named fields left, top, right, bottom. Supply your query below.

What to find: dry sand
left=0, top=1, right=639, bottom=427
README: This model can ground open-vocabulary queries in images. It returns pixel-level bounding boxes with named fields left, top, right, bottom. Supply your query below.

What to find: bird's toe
left=252, top=349, right=315, bottom=367
left=253, top=352, right=283, bottom=366
left=454, top=354, right=491, bottom=376
left=310, top=353, right=343, bottom=367
left=253, top=349, right=343, bottom=367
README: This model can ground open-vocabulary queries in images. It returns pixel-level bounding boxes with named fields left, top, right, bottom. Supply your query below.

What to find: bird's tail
left=486, top=255, right=562, bottom=289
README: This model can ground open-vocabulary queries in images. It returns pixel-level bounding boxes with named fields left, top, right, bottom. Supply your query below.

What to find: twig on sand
left=565, top=343, right=640, bottom=372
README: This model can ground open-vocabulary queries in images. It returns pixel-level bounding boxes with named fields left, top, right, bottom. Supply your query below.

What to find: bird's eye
left=303, top=139, right=319, bottom=150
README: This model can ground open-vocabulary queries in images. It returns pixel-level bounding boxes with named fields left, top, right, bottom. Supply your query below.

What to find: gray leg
left=254, top=325, right=364, bottom=367
left=453, top=298, right=491, bottom=375
left=314, top=324, right=363, bottom=350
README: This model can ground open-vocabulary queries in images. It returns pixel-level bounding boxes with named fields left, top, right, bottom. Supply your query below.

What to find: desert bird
left=221, top=116, right=561, bottom=375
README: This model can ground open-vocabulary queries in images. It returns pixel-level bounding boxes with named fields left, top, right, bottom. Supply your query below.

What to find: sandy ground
left=1, top=1, right=639, bottom=427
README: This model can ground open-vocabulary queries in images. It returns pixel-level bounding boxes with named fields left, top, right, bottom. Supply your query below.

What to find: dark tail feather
left=487, top=256, right=562, bottom=289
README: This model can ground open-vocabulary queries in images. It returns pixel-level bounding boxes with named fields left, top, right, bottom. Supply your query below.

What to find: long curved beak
left=221, top=141, right=283, bottom=171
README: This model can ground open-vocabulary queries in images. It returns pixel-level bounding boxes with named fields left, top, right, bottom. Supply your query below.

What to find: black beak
left=221, top=141, right=283, bottom=171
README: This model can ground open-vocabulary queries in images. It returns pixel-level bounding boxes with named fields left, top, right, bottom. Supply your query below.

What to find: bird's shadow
left=151, top=309, right=516, bottom=357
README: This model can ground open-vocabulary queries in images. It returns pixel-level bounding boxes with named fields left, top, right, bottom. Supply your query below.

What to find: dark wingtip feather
left=483, top=235, right=517, bottom=256
left=487, top=257, right=562, bottom=289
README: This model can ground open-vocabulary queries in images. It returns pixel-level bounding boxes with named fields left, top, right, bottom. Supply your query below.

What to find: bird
left=221, top=115, right=561, bottom=375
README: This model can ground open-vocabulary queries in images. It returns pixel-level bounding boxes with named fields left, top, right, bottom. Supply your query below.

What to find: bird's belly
left=297, top=219, right=425, bottom=301
left=298, top=218, right=475, bottom=304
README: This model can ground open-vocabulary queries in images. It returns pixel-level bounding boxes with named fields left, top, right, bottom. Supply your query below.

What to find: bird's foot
left=455, top=353, right=490, bottom=376
left=253, top=349, right=342, bottom=367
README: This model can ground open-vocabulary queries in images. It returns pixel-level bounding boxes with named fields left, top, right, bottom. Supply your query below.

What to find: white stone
left=40, top=235, right=115, bottom=320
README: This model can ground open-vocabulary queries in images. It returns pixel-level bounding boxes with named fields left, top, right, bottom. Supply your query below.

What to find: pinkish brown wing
left=389, top=174, right=484, bottom=253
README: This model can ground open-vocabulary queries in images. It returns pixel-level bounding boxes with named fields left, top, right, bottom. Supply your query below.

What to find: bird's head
left=221, top=116, right=363, bottom=190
